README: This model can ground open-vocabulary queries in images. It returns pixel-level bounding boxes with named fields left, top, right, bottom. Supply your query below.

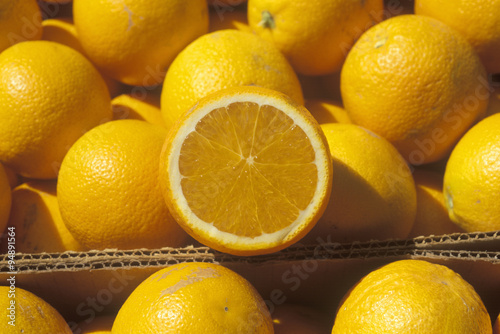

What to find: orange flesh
left=179, top=102, right=318, bottom=237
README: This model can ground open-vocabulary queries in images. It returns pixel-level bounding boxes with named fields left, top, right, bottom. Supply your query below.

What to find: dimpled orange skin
left=247, top=0, right=384, bottom=75
left=57, top=120, right=190, bottom=250
left=0, top=0, right=42, bottom=53
left=0, top=40, right=112, bottom=179
left=0, top=286, right=72, bottom=334
left=112, top=262, right=273, bottom=334
left=160, top=29, right=304, bottom=129
left=331, top=260, right=492, bottom=334
left=40, top=18, right=123, bottom=99
left=415, top=0, right=500, bottom=74
left=73, top=0, right=209, bottom=86
left=443, top=113, right=500, bottom=233
left=341, top=15, right=488, bottom=165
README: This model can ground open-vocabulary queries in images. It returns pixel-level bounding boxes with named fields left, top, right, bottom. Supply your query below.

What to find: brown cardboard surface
left=0, top=231, right=499, bottom=327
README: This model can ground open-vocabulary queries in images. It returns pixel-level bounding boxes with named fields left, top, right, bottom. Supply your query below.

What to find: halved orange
left=159, top=86, right=332, bottom=255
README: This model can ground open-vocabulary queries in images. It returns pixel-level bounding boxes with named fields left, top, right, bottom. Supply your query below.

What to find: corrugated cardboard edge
left=411, top=230, right=500, bottom=251
left=1, top=230, right=498, bottom=273
left=0, top=231, right=498, bottom=325
left=0, top=248, right=499, bottom=326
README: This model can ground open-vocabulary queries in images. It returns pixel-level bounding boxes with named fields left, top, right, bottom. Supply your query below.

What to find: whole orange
left=57, top=120, right=190, bottom=250
left=0, top=40, right=112, bottom=179
left=443, top=113, right=500, bottom=233
left=332, top=260, right=492, bottom=333
left=112, top=262, right=273, bottom=333
left=341, top=15, right=488, bottom=165
left=415, top=0, right=500, bottom=74
left=73, top=0, right=209, bottom=86
left=302, top=123, right=416, bottom=244
left=248, top=0, right=384, bottom=75
left=0, top=286, right=72, bottom=334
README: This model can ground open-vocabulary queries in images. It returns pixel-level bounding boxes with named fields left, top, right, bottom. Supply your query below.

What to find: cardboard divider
left=0, top=231, right=499, bottom=327
left=2, top=230, right=499, bottom=273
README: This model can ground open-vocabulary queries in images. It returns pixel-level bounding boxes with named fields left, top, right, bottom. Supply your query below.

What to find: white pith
left=167, top=92, right=330, bottom=250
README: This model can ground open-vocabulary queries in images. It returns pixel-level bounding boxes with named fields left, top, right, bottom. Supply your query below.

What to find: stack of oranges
left=0, top=0, right=499, bottom=332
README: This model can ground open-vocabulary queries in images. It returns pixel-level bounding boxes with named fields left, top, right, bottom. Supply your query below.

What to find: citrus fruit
left=272, top=303, right=330, bottom=334
left=332, top=259, right=492, bottom=333
left=305, top=99, right=351, bottom=125
left=6, top=180, right=85, bottom=253
left=159, top=86, right=332, bottom=255
left=75, top=315, right=114, bottom=334
left=111, top=94, right=165, bottom=128
left=0, top=40, right=112, bottom=179
left=73, top=0, right=209, bottom=86
left=41, top=18, right=123, bottom=98
left=112, top=262, right=273, bottom=334
left=209, top=7, right=251, bottom=33
left=247, top=0, right=384, bottom=75
left=415, top=0, right=500, bottom=74
left=443, top=113, right=500, bottom=233
left=341, top=14, right=488, bottom=165
left=57, top=119, right=190, bottom=250
left=0, top=164, right=12, bottom=234
left=0, top=286, right=72, bottom=334
left=0, top=0, right=42, bottom=53
left=301, top=123, right=416, bottom=244
left=160, top=29, right=304, bottom=129
left=407, top=169, right=463, bottom=238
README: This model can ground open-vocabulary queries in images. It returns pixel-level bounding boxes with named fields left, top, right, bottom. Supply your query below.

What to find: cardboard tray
left=0, top=230, right=499, bottom=327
